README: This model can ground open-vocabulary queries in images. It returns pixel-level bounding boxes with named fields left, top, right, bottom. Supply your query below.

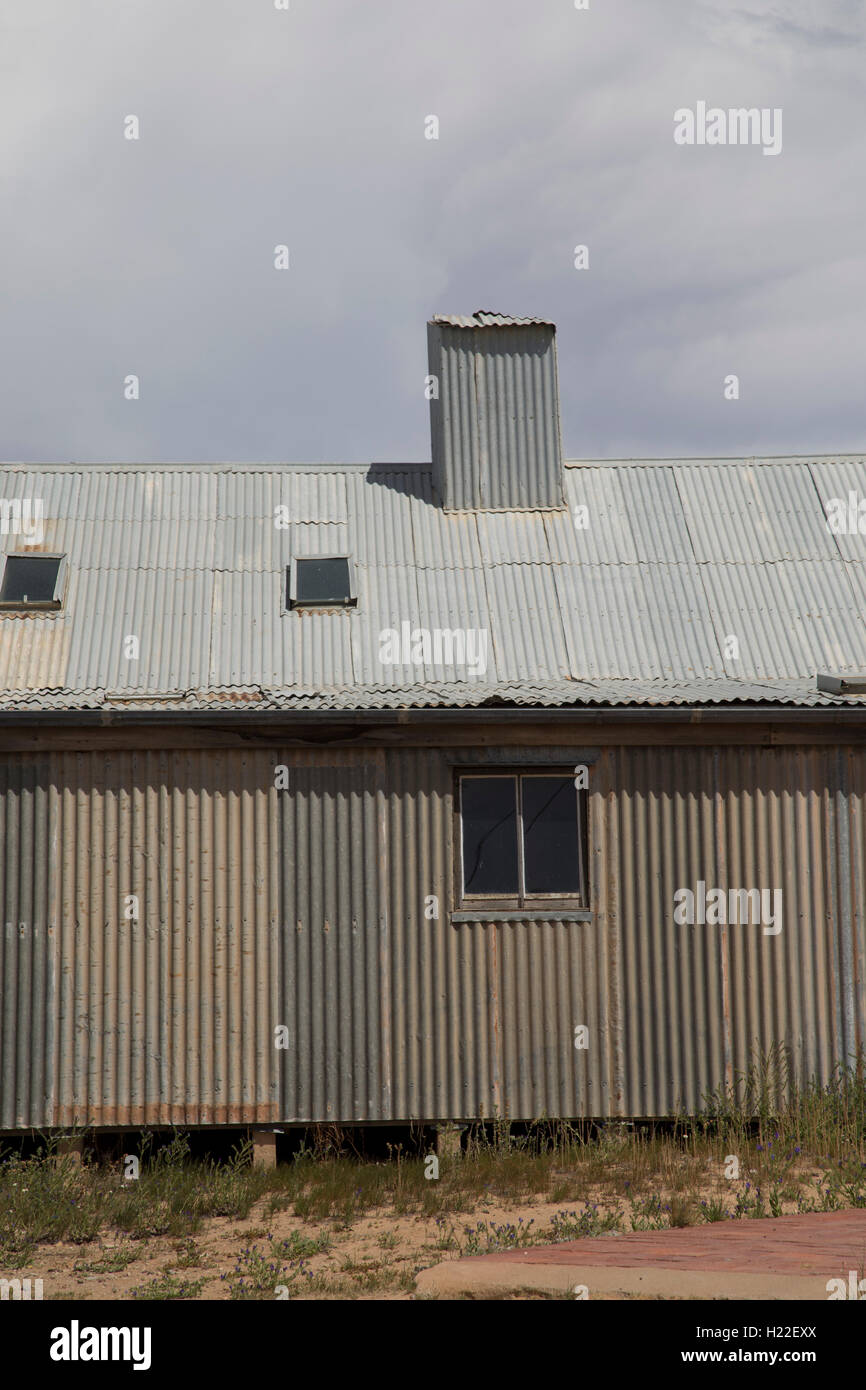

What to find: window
left=288, top=556, right=356, bottom=609
left=458, top=772, right=587, bottom=908
left=0, top=554, right=65, bottom=610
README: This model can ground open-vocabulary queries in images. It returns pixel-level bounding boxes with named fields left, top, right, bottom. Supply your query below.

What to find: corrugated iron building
left=1, top=313, right=865, bottom=1133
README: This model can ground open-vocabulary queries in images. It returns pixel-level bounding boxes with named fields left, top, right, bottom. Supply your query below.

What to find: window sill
left=451, top=910, right=592, bottom=924
left=0, top=607, right=64, bottom=617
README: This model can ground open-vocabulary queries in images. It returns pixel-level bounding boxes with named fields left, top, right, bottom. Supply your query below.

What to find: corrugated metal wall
left=0, top=740, right=864, bottom=1127
left=278, top=754, right=389, bottom=1121
left=427, top=322, right=565, bottom=511
left=376, top=749, right=610, bottom=1122
left=599, top=746, right=866, bottom=1115
left=0, top=756, right=54, bottom=1128
left=2, top=750, right=281, bottom=1128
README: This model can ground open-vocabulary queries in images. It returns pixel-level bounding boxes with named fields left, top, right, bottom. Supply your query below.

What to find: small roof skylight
left=0, top=554, right=65, bottom=610
left=288, top=556, right=356, bottom=610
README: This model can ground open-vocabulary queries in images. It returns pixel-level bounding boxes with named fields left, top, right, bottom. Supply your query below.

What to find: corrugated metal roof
left=431, top=311, right=556, bottom=329
left=554, top=562, right=723, bottom=682
left=0, top=678, right=856, bottom=712
left=2, top=457, right=866, bottom=711
left=674, top=463, right=838, bottom=563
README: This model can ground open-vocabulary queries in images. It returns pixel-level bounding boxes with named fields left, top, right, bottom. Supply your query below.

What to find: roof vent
left=817, top=673, right=866, bottom=695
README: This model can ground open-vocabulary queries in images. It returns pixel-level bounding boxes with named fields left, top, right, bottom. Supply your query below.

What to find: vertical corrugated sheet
left=0, top=756, right=54, bottom=1128
left=411, top=567, right=494, bottom=684
left=380, top=748, right=609, bottom=1120
left=481, top=566, right=570, bottom=681
left=347, top=471, right=416, bottom=566
left=2, top=742, right=866, bottom=1127
left=698, top=561, right=866, bottom=680
left=211, top=571, right=356, bottom=689
left=675, top=464, right=838, bottom=563
left=5, top=457, right=866, bottom=701
left=49, top=751, right=280, bottom=1126
left=807, top=459, right=866, bottom=563
left=278, top=754, right=389, bottom=1121
left=428, top=322, right=564, bottom=511
left=554, top=563, right=723, bottom=681
left=546, top=469, right=638, bottom=564
left=604, top=746, right=866, bottom=1115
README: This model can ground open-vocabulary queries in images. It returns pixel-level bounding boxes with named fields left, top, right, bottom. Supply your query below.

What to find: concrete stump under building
left=55, top=1136, right=85, bottom=1166
left=435, top=1124, right=465, bottom=1158
left=252, top=1129, right=277, bottom=1168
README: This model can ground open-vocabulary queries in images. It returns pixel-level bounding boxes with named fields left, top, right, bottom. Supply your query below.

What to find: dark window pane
left=293, top=557, right=352, bottom=605
left=461, top=777, right=518, bottom=896
left=522, top=777, right=582, bottom=895
left=0, top=555, right=61, bottom=604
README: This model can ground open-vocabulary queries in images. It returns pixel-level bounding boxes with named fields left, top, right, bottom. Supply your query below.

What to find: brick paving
left=415, top=1211, right=866, bottom=1297
left=469, top=1210, right=866, bottom=1275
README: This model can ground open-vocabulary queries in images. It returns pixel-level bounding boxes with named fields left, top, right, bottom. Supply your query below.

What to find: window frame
left=0, top=552, right=67, bottom=612
left=286, top=554, right=357, bottom=611
left=455, top=769, right=588, bottom=913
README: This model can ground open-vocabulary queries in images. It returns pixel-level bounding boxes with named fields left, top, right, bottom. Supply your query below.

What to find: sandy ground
left=14, top=1193, right=636, bottom=1301
left=9, top=1160, right=848, bottom=1301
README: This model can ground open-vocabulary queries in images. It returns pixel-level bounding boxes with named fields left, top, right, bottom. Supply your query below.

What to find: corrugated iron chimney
left=427, top=311, right=565, bottom=511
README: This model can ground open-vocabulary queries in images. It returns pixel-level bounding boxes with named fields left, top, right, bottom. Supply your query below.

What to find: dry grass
left=3, top=1057, right=866, bottom=1297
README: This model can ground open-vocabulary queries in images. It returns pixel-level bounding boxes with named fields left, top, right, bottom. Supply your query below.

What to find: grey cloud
left=0, top=0, right=864, bottom=464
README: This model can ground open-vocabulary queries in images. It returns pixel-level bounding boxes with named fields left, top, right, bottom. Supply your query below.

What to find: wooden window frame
left=286, top=555, right=357, bottom=611
left=455, top=769, right=588, bottom=913
left=0, top=552, right=67, bottom=612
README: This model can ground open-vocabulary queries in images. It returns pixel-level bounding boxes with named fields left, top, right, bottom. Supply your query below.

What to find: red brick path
left=469, top=1210, right=866, bottom=1276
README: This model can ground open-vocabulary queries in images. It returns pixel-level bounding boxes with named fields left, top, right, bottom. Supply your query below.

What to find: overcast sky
left=1, top=0, right=864, bottom=465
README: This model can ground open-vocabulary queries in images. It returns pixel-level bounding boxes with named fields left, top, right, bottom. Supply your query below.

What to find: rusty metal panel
left=602, top=746, right=730, bottom=1116
left=0, top=755, right=55, bottom=1128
